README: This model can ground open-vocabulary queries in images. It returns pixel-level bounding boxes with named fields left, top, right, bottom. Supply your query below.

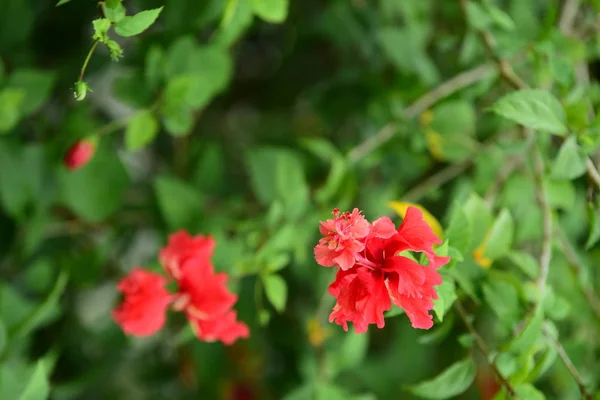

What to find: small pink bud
left=64, top=139, right=96, bottom=170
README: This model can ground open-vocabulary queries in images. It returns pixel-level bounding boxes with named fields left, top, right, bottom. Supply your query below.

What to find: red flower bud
left=64, top=139, right=96, bottom=170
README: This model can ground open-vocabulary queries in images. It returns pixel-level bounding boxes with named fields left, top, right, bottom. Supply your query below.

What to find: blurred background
left=1, top=0, right=600, bottom=399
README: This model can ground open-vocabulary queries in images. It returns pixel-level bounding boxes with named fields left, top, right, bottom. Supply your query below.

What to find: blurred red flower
left=113, top=231, right=249, bottom=345
left=112, top=268, right=173, bottom=336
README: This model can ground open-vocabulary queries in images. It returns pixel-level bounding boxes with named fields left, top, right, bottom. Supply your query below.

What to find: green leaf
left=154, top=176, right=203, bottom=231
left=551, top=136, right=587, bottom=180
left=446, top=205, right=472, bottom=257
left=482, top=208, right=514, bottom=260
left=252, top=0, right=289, bottom=23
left=514, top=384, right=545, bottom=400
left=145, top=45, right=164, bottom=88
left=59, top=150, right=130, bottom=222
left=19, top=361, right=49, bottom=400
left=114, top=7, right=164, bottom=37
left=484, top=3, right=516, bottom=31
left=462, top=193, right=493, bottom=249
left=406, top=358, right=476, bottom=399
left=0, top=319, right=6, bottom=355
left=330, top=328, right=369, bottom=377
left=125, top=110, right=159, bottom=150
left=586, top=203, right=600, bottom=249
left=507, top=251, right=539, bottom=279
left=102, top=3, right=126, bottom=23
left=10, top=268, right=69, bottom=340
left=56, top=0, right=74, bottom=5
left=545, top=179, right=576, bottom=210
left=433, top=279, right=457, bottom=322
left=7, top=69, right=56, bottom=116
left=263, top=274, right=287, bottom=313
left=491, top=89, right=568, bottom=135
left=465, top=2, right=492, bottom=30
left=483, top=281, right=520, bottom=327
left=92, top=18, right=111, bottom=42
left=505, top=308, right=543, bottom=355
left=0, top=88, right=24, bottom=133
left=246, top=147, right=309, bottom=218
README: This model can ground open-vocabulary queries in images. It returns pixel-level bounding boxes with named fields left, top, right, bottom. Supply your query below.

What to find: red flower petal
left=113, top=268, right=172, bottom=337
left=189, top=310, right=250, bottom=345
left=397, top=207, right=450, bottom=269
left=159, top=231, right=216, bottom=279
left=178, top=257, right=237, bottom=319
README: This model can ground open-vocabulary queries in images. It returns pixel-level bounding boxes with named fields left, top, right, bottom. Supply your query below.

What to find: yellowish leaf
left=306, top=317, right=332, bottom=348
left=425, top=129, right=446, bottom=161
left=388, top=201, right=444, bottom=238
left=472, top=244, right=492, bottom=268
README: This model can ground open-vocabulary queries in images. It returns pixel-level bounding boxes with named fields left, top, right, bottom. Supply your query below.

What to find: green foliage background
left=1, top=0, right=600, bottom=399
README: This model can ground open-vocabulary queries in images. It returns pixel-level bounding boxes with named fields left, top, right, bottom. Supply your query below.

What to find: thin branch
left=586, top=158, right=600, bottom=191
left=400, top=160, right=472, bottom=203
left=347, top=63, right=494, bottom=162
left=557, top=229, right=600, bottom=321
left=79, top=40, right=100, bottom=82
left=543, top=324, right=593, bottom=400
left=454, top=302, right=517, bottom=398
left=559, top=0, right=581, bottom=36
left=530, top=134, right=553, bottom=298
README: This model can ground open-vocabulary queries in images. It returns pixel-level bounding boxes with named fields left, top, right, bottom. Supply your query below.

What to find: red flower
left=113, top=231, right=250, bottom=346
left=159, top=230, right=216, bottom=279
left=174, top=257, right=238, bottom=319
left=317, top=206, right=450, bottom=332
left=189, top=310, right=250, bottom=345
left=112, top=268, right=173, bottom=336
left=64, top=138, right=96, bottom=170
left=314, top=208, right=371, bottom=271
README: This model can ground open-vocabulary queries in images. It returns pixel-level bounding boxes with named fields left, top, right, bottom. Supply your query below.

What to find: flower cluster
left=113, top=231, right=249, bottom=345
left=314, top=207, right=449, bottom=332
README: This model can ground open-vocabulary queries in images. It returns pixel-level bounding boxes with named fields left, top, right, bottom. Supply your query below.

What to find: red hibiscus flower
left=112, top=268, right=173, bottom=336
left=159, top=230, right=216, bottom=279
left=113, top=231, right=249, bottom=346
left=317, top=206, right=450, bottom=332
left=63, top=138, right=96, bottom=170
left=314, top=208, right=371, bottom=271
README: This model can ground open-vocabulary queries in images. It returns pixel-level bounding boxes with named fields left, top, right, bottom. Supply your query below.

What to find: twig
left=543, top=324, right=593, bottom=400
left=454, top=302, right=517, bottom=398
left=530, top=133, right=553, bottom=298
left=586, top=159, right=600, bottom=191
left=460, top=0, right=554, bottom=297
left=557, top=229, right=600, bottom=321
left=347, top=63, right=495, bottom=162
left=79, top=40, right=100, bottom=82
left=559, top=0, right=581, bottom=36
left=401, top=160, right=472, bottom=203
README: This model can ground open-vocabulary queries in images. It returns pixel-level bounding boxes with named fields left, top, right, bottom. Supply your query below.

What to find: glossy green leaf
left=514, top=384, right=545, bottom=400
left=102, top=3, right=126, bottom=23
left=19, top=361, right=49, bottom=400
left=491, top=89, right=568, bottom=135
left=507, top=251, right=539, bottom=279
left=446, top=205, right=472, bottom=256
left=406, top=358, right=476, bottom=399
left=483, top=281, right=519, bottom=327
left=586, top=202, right=600, bottom=249
left=263, top=274, right=287, bottom=313
left=114, top=7, right=164, bottom=37
left=433, top=279, right=457, bottom=322
left=551, top=136, right=586, bottom=180
left=125, top=110, right=159, bottom=150
left=483, top=208, right=514, bottom=260
left=0, top=88, right=24, bottom=133
left=252, top=0, right=289, bottom=23
left=505, top=308, right=544, bottom=355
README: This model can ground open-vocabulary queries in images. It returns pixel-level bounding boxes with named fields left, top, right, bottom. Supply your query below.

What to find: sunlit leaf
left=406, top=358, right=476, bottom=399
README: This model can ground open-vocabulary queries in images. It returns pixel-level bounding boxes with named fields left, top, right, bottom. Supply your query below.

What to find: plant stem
left=347, top=63, right=494, bottom=162
left=543, top=324, right=593, bottom=400
left=454, top=302, right=517, bottom=398
left=79, top=40, right=100, bottom=82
